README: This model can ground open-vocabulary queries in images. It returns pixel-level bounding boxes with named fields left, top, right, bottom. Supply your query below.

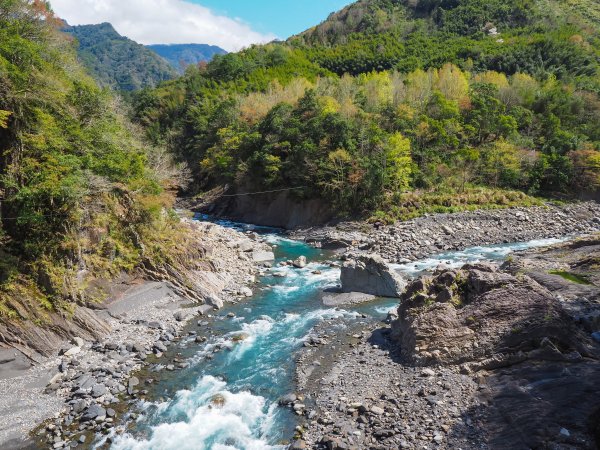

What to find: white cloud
left=49, top=0, right=278, bottom=51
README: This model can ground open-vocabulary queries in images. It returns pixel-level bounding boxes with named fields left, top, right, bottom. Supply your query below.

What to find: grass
left=370, top=186, right=543, bottom=223
left=548, top=270, right=593, bottom=285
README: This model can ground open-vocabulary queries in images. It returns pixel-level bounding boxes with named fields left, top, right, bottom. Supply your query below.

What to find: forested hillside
left=0, top=1, right=189, bottom=321
left=133, top=0, right=600, bottom=221
left=147, top=44, right=227, bottom=74
left=63, top=22, right=177, bottom=91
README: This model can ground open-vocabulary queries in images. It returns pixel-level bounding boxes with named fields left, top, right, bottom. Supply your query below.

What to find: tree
left=467, top=83, right=517, bottom=144
left=481, top=139, right=523, bottom=188
left=569, top=149, right=600, bottom=192
left=384, top=132, right=412, bottom=192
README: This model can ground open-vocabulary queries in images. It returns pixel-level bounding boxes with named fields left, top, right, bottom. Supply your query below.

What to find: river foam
left=111, top=376, right=284, bottom=450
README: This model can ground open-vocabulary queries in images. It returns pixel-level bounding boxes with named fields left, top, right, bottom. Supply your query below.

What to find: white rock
left=292, top=256, right=308, bottom=268
left=64, top=347, right=81, bottom=357
left=252, top=250, right=275, bottom=262
left=240, top=287, right=253, bottom=297
left=370, top=406, right=385, bottom=415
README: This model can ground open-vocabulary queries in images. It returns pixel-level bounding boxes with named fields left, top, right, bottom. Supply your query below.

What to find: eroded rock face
left=391, top=263, right=599, bottom=368
left=340, top=254, right=406, bottom=298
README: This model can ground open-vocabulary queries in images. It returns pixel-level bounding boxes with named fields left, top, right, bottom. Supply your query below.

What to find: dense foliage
left=132, top=0, right=600, bottom=220
left=147, top=44, right=227, bottom=74
left=0, top=0, right=187, bottom=319
left=63, top=23, right=177, bottom=91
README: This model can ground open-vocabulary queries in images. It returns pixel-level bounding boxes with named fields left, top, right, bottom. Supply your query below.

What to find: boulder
left=205, top=295, right=224, bottom=310
left=81, top=404, right=106, bottom=422
left=91, top=383, right=108, bottom=398
left=252, top=250, right=275, bottom=262
left=63, top=346, right=81, bottom=357
left=391, top=264, right=599, bottom=366
left=293, top=256, right=308, bottom=268
left=239, top=287, right=253, bottom=297
left=340, top=254, right=406, bottom=298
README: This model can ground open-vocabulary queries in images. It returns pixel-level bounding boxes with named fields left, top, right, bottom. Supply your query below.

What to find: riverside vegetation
left=132, top=0, right=600, bottom=221
left=0, top=1, right=198, bottom=346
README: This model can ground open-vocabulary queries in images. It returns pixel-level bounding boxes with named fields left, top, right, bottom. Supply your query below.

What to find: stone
left=81, top=404, right=106, bottom=422
left=238, top=241, right=254, bottom=252
left=91, top=384, right=108, bottom=398
left=205, top=295, right=224, bottom=310
left=442, top=225, right=454, bottom=235
left=153, top=342, right=167, bottom=353
left=279, top=393, right=297, bottom=405
left=72, top=399, right=87, bottom=414
left=592, top=331, right=600, bottom=343
left=560, top=428, right=570, bottom=437
left=63, top=347, right=81, bottom=357
left=290, top=440, right=307, bottom=449
left=421, top=368, right=435, bottom=377
left=341, top=254, right=407, bottom=298
left=370, top=406, right=385, bottom=415
left=173, top=311, right=188, bottom=322
left=72, top=337, right=85, bottom=348
left=293, top=256, right=308, bottom=268
left=239, top=287, right=253, bottom=297
left=252, top=250, right=275, bottom=263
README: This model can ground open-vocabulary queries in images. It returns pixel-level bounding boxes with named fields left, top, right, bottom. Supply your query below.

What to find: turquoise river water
left=106, top=219, right=565, bottom=450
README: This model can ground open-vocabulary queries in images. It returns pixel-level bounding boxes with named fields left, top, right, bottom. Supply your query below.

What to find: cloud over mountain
left=50, top=0, right=277, bottom=51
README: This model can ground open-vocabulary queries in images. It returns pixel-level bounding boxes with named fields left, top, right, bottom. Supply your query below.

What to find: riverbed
left=104, top=219, right=567, bottom=450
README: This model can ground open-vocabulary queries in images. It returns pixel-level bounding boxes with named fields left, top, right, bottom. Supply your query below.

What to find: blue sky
left=51, top=0, right=355, bottom=51
left=189, top=0, right=354, bottom=38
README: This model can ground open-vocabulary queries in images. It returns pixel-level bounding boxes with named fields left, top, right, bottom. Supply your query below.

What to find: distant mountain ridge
left=63, top=22, right=177, bottom=91
left=147, top=44, right=227, bottom=73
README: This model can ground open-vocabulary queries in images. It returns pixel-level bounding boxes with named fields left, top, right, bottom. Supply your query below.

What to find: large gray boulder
left=252, top=250, right=275, bottom=262
left=340, top=254, right=406, bottom=298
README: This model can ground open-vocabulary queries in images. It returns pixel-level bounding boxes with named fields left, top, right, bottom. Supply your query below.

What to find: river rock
left=340, top=254, right=406, bottom=298
left=252, top=250, right=275, bottom=262
left=63, top=346, right=81, bottom=357
left=205, top=295, right=224, bottom=310
left=293, top=256, right=308, bottom=268
left=81, top=404, right=106, bottom=422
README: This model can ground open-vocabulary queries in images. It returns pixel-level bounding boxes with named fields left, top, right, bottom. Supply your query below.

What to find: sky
left=50, top=0, right=354, bottom=52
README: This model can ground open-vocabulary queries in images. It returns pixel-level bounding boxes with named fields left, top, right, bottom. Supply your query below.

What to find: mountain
left=147, top=44, right=227, bottom=74
left=132, top=0, right=600, bottom=224
left=63, top=22, right=177, bottom=91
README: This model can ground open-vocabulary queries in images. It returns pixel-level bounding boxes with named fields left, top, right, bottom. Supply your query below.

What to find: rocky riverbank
left=293, top=202, right=600, bottom=263
left=0, top=218, right=275, bottom=449
left=292, top=235, right=600, bottom=449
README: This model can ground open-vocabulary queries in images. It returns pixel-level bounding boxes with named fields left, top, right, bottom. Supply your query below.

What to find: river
left=105, top=219, right=565, bottom=450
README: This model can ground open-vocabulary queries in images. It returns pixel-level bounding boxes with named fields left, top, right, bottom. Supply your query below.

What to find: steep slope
left=132, top=0, right=600, bottom=225
left=0, top=1, right=196, bottom=354
left=63, top=23, right=177, bottom=91
left=147, top=43, right=227, bottom=74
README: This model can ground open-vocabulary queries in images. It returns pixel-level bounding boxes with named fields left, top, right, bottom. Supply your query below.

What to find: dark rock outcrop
left=391, top=263, right=598, bottom=367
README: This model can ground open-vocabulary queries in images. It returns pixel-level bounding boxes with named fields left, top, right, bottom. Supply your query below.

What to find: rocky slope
left=0, top=218, right=275, bottom=449
left=293, top=234, right=600, bottom=449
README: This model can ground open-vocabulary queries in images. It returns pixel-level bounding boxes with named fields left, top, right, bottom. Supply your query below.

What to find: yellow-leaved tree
left=385, top=132, right=412, bottom=191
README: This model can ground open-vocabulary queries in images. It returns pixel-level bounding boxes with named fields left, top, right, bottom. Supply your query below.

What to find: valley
left=1, top=0, right=600, bottom=448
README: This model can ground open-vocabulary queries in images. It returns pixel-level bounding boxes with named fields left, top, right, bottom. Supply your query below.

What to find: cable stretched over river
left=217, top=186, right=305, bottom=197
